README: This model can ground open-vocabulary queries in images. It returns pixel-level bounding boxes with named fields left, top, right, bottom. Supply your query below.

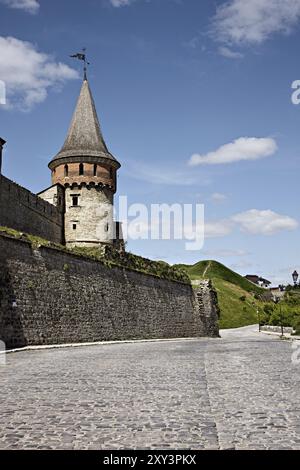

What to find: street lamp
left=257, top=307, right=261, bottom=332
left=252, top=301, right=261, bottom=332
left=274, top=296, right=284, bottom=338
left=292, top=270, right=299, bottom=286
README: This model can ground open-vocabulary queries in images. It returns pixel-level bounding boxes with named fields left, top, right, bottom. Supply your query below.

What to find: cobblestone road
left=0, top=326, right=299, bottom=450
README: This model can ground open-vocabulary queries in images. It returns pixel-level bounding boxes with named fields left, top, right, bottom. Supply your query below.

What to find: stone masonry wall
left=0, top=175, right=64, bottom=244
left=194, top=280, right=220, bottom=338
left=0, top=233, right=219, bottom=348
left=65, top=185, right=113, bottom=247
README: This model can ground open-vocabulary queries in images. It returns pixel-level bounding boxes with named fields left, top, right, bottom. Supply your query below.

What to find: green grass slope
left=175, top=260, right=263, bottom=294
left=174, top=260, right=265, bottom=329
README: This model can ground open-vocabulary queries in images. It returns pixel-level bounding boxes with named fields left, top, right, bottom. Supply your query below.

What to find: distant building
left=245, top=275, right=271, bottom=288
left=269, top=285, right=285, bottom=300
left=270, top=285, right=285, bottom=293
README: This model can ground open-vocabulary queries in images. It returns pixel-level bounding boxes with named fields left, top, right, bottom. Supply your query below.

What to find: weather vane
left=70, top=48, right=90, bottom=80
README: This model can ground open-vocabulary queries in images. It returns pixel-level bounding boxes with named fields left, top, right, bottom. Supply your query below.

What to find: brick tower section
left=48, top=79, right=121, bottom=247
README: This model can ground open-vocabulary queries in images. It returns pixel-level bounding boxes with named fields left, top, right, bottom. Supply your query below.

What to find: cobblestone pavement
left=0, top=325, right=299, bottom=450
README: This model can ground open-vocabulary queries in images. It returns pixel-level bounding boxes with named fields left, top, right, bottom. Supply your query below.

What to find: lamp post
left=274, top=296, right=284, bottom=338
left=252, top=301, right=261, bottom=332
left=257, top=307, right=261, bottom=332
left=292, top=270, right=299, bottom=287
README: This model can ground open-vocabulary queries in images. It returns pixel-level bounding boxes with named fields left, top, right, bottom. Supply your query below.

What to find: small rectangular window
left=72, top=196, right=78, bottom=206
left=73, top=224, right=77, bottom=230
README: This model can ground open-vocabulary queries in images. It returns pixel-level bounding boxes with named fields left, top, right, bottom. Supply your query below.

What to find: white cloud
left=218, top=46, right=243, bottom=59
left=203, top=249, right=249, bottom=257
left=202, top=209, right=298, bottom=239
left=184, top=37, right=200, bottom=49
left=0, top=0, right=39, bottom=14
left=125, top=162, right=210, bottom=186
left=211, top=192, right=227, bottom=203
left=0, top=36, right=79, bottom=110
left=189, top=137, right=277, bottom=166
left=204, top=220, right=234, bottom=238
left=109, top=0, right=134, bottom=6
left=231, top=209, right=299, bottom=235
left=212, top=0, right=300, bottom=46
left=230, top=260, right=254, bottom=270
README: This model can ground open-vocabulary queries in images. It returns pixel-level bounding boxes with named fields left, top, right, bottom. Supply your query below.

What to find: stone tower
left=48, top=78, right=121, bottom=248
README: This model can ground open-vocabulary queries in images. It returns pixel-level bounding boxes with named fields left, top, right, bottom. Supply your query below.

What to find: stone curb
left=2, top=336, right=220, bottom=355
left=259, top=330, right=300, bottom=341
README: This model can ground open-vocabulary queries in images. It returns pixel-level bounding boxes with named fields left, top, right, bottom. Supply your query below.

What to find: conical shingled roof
left=49, top=79, right=120, bottom=168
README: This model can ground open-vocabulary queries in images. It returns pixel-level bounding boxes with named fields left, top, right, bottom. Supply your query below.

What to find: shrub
left=263, top=303, right=274, bottom=314
left=293, top=316, right=300, bottom=335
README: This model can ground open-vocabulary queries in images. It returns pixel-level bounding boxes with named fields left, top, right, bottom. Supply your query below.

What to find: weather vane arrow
left=70, top=48, right=90, bottom=80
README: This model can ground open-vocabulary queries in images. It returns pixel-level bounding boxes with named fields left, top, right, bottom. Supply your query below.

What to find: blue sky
left=1, top=0, right=300, bottom=284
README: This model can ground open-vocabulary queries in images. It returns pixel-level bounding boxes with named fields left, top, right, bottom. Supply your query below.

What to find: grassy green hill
left=174, top=260, right=266, bottom=329
left=176, top=260, right=263, bottom=294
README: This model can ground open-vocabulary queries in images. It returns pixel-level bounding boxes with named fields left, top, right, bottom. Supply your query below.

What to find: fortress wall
left=0, top=175, right=64, bottom=244
left=0, top=233, right=219, bottom=348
